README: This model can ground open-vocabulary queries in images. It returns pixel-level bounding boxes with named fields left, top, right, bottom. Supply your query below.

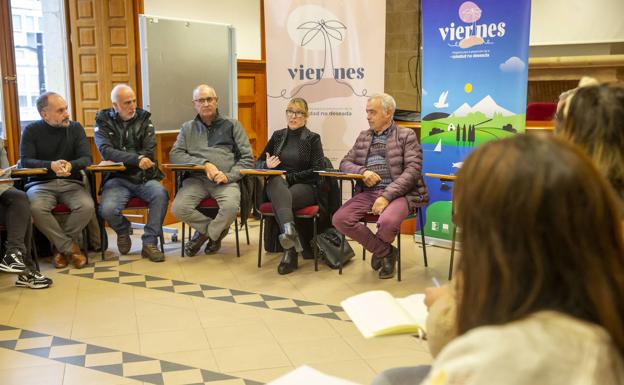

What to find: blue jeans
left=99, top=178, right=169, bottom=245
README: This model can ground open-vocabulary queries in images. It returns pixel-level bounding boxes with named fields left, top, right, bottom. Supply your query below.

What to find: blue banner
left=421, top=0, right=531, bottom=241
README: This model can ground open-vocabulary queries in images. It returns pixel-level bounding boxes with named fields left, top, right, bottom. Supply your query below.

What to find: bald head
left=111, top=84, right=137, bottom=121
left=192, top=84, right=219, bottom=124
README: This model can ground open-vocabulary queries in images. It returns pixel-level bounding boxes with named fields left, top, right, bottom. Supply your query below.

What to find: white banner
left=264, top=0, right=386, bottom=165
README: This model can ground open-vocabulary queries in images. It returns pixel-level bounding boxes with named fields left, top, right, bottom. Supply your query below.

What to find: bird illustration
left=434, top=90, right=449, bottom=109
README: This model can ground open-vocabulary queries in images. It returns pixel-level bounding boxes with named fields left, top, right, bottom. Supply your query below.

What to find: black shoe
left=278, top=248, right=298, bottom=275
left=184, top=231, right=210, bottom=257
left=117, top=233, right=132, bottom=255
left=0, top=249, right=26, bottom=274
left=371, top=254, right=382, bottom=271
left=16, top=270, right=52, bottom=289
left=379, top=246, right=398, bottom=279
left=204, top=228, right=229, bottom=254
left=278, top=222, right=303, bottom=252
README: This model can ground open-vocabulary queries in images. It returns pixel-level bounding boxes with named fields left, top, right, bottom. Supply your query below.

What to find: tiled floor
left=0, top=219, right=455, bottom=385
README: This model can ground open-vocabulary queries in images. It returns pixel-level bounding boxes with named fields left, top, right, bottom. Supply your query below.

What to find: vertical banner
left=421, top=0, right=531, bottom=242
left=264, top=0, right=385, bottom=165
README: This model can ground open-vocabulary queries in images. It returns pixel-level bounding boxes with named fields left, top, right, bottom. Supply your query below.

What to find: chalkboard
left=138, top=15, right=237, bottom=130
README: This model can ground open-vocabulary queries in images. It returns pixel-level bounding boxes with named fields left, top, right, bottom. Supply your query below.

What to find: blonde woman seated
left=373, top=135, right=624, bottom=385
left=256, top=98, right=324, bottom=274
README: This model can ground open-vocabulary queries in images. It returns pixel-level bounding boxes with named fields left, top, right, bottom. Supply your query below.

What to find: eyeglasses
left=285, top=110, right=305, bottom=118
left=193, top=97, right=217, bottom=104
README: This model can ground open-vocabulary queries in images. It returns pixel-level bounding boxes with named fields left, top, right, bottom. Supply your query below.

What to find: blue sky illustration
left=421, top=0, right=531, bottom=116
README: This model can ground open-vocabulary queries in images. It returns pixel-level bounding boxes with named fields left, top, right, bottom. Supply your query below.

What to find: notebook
left=341, top=290, right=428, bottom=338
left=268, top=365, right=362, bottom=385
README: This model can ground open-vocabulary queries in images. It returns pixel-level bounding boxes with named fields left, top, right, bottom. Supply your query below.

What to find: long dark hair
left=454, top=135, right=624, bottom=355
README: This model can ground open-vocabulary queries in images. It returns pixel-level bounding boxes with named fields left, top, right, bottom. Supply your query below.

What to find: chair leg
left=397, top=231, right=401, bottom=282
left=362, top=220, right=367, bottom=261
left=244, top=221, right=250, bottom=245
left=449, top=224, right=457, bottom=280
left=338, top=234, right=345, bottom=275
left=257, top=215, right=264, bottom=268
left=313, top=215, right=318, bottom=271
left=234, top=218, right=240, bottom=258
left=82, top=228, right=89, bottom=265
left=99, top=216, right=106, bottom=261
left=181, top=222, right=186, bottom=258
left=30, top=230, right=40, bottom=272
left=418, top=208, right=428, bottom=267
left=159, top=231, right=165, bottom=254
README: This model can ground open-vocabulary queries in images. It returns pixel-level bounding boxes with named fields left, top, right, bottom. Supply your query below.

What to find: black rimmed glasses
left=285, top=109, right=305, bottom=118
left=193, top=97, right=217, bottom=104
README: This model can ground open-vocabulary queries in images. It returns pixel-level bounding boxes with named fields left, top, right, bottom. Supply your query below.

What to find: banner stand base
left=413, top=235, right=460, bottom=251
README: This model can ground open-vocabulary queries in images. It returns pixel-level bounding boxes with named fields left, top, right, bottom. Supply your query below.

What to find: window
left=0, top=74, right=4, bottom=138
left=15, top=49, right=25, bottom=61
left=26, top=32, right=36, bottom=47
left=12, top=0, right=70, bottom=126
left=25, top=16, right=34, bottom=31
left=12, top=14, right=21, bottom=31
left=31, top=96, right=38, bottom=106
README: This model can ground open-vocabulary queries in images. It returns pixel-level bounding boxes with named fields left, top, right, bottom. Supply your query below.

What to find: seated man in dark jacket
left=94, top=84, right=169, bottom=262
left=332, top=93, right=428, bottom=279
left=20, top=92, right=94, bottom=269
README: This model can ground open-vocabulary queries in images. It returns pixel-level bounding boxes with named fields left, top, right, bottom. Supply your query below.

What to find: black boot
left=278, top=248, right=298, bottom=275
left=379, top=246, right=398, bottom=279
left=278, top=222, right=303, bottom=252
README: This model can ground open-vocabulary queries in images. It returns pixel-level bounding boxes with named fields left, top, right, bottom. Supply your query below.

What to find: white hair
left=192, top=84, right=216, bottom=99
left=111, top=84, right=133, bottom=103
left=368, top=93, right=396, bottom=115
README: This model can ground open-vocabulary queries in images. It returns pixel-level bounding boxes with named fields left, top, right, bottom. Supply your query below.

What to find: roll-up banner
left=264, top=0, right=386, bottom=166
left=421, top=0, right=531, bottom=243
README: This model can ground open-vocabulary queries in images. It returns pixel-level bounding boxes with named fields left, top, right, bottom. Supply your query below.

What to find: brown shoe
left=68, top=244, right=87, bottom=269
left=141, top=244, right=165, bottom=262
left=52, top=249, right=68, bottom=269
left=117, top=233, right=132, bottom=255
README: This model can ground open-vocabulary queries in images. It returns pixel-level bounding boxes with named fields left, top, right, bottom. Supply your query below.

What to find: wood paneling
left=68, top=0, right=137, bottom=129
left=237, top=60, right=267, bottom=158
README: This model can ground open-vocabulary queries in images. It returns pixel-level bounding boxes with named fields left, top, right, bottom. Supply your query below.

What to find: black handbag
left=315, top=227, right=355, bottom=269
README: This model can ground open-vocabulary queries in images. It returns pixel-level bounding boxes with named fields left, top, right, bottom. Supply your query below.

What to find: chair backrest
left=526, top=102, right=557, bottom=121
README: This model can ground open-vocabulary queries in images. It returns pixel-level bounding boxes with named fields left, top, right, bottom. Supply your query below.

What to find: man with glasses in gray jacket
left=170, top=84, right=253, bottom=256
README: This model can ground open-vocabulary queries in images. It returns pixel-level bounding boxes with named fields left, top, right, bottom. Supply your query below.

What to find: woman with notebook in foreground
left=375, top=135, right=624, bottom=385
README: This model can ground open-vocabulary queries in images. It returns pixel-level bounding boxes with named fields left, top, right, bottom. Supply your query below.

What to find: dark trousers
left=265, top=176, right=315, bottom=228
left=0, top=188, right=36, bottom=270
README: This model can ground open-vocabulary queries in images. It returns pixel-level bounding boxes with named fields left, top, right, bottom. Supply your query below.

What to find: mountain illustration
left=452, top=95, right=514, bottom=118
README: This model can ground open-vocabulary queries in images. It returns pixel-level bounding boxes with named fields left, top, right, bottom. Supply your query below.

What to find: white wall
left=530, top=0, right=624, bottom=46
left=144, top=0, right=624, bottom=61
left=143, top=0, right=262, bottom=60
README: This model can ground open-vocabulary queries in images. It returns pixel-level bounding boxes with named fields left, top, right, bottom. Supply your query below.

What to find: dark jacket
left=340, top=122, right=429, bottom=211
left=20, top=120, right=92, bottom=188
left=94, top=107, right=164, bottom=185
left=256, top=126, right=324, bottom=185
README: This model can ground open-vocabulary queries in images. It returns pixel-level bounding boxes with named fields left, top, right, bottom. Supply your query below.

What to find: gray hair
left=36, top=92, right=60, bottom=114
left=192, top=84, right=216, bottom=99
left=111, top=84, right=133, bottom=103
left=368, top=93, right=396, bottom=115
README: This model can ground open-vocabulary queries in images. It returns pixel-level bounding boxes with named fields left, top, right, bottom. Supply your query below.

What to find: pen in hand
left=431, top=277, right=441, bottom=288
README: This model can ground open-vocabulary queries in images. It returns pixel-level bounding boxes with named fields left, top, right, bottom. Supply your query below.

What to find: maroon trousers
left=332, top=190, right=408, bottom=257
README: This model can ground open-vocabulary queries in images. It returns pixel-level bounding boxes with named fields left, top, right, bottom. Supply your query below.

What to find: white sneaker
left=0, top=250, right=26, bottom=274
left=15, top=270, right=53, bottom=289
